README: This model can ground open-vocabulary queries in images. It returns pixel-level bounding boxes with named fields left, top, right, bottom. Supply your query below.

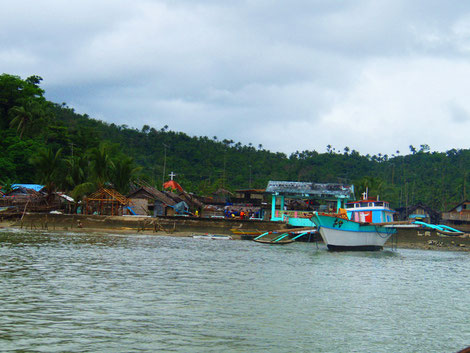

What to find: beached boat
left=311, top=196, right=398, bottom=251
left=192, top=234, right=233, bottom=240
left=253, top=238, right=294, bottom=245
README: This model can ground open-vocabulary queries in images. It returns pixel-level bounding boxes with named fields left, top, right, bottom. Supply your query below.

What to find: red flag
left=163, top=180, right=184, bottom=192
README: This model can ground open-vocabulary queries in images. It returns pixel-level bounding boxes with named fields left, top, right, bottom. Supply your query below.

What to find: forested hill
left=0, top=73, right=469, bottom=211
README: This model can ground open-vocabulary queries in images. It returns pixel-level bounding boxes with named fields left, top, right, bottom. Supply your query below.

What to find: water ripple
left=0, top=230, right=469, bottom=352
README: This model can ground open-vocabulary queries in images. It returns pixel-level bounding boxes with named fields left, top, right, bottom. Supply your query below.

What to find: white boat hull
left=311, top=213, right=396, bottom=251
left=318, top=227, right=393, bottom=251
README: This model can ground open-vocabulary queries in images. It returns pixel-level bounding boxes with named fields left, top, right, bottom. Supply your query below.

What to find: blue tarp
left=11, top=184, right=44, bottom=192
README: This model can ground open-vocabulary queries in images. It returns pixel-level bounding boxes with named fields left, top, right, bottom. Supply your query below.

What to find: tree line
left=1, top=73, right=469, bottom=211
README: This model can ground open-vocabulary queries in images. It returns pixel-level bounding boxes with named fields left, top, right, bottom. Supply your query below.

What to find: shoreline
left=1, top=214, right=470, bottom=252
left=385, top=228, right=470, bottom=252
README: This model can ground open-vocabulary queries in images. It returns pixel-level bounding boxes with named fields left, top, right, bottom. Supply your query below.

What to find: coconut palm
left=88, top=143, right=114, bottom=187
left=68, top=144, right=116, bottom=203
left=30, top=147, right=64, bottom=194
left=354, top=176, right=384, bottom=200
left=9, top=99, right=43, bottom=139
left=110, top=156, right=142, bottom=194
left=64, top=155, right=88, bottom=190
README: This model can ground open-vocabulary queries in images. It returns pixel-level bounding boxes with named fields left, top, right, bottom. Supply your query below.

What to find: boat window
left=360, top=203, right=368, bottom=207
left=376, top=202, right=384, bottom=206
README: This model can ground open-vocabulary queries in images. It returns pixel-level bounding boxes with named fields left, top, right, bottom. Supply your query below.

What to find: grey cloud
left=3, top=0, right=470, bottom=155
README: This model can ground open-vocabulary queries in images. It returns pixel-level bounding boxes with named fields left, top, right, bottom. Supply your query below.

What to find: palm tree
left=30, top=147, right=64, bottom=194
left=110, top=156, right=142, bottom=194
left=65, top=155, right=88, bottom=190
left=88, top=144, right=114, bottom=187
left=67, top=155, right=95, bottom=203
left=355, top=176, right=384, bottom=200
left=68, top=144, right=117, bottom=203
left=9, top=99, right=43, bottom=139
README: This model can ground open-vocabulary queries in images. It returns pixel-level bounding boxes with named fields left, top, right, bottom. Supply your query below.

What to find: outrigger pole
left=253, top=227, right=316, bottom=244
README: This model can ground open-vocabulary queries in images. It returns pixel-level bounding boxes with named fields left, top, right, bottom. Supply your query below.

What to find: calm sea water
left=0, top=229, right=469, bottom=353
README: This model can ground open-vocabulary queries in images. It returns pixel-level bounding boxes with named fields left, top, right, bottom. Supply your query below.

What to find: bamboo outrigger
left=253, top=227, right=316, bottom=245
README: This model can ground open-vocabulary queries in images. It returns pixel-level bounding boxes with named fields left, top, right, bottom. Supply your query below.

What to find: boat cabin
left=345, top=199, right=394, bottom=223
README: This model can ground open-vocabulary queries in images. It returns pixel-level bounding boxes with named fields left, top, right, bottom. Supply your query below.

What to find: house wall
left=128, top=198, right=148, bottom=215
left=154, top=201, right=164, bottom=217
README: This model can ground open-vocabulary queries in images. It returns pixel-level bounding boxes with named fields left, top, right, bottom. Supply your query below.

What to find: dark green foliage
left=1, top=73, right=470, bottom=211
left=29, top=147, right=64, bottom=193
left=111, top=155, right=142, bottom=195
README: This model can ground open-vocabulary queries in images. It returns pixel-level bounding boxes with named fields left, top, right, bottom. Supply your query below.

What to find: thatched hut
left=127, top=186, right=177, bottom=216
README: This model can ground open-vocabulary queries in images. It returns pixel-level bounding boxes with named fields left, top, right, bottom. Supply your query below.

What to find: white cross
left=168, top=171, right=176, bottom=180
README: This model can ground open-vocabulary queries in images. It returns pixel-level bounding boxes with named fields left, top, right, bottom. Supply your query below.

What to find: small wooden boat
left=253, top=238, right=294, bottom=245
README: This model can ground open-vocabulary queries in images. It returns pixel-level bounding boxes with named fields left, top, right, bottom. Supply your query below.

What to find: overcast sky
left=2, top=1, right=470, bottom=156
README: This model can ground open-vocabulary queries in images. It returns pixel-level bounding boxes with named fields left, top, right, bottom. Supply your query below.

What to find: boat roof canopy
left=266, top=181, right=354, bottom=199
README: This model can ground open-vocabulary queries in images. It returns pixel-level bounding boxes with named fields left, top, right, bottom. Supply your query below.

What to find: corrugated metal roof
left=265, top=181, right=353, bottom=198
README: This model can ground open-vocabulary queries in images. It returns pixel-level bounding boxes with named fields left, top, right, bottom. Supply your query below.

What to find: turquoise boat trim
left=291, top=231, right=310, bottom=240
left=413, top=221, right=442, bottom=230
left=414, top=221, right=463, bottom=234
left=287, top=217, right=316, bottom=227
left=254, top=232, right=270, bottom=241
left=311, top=213, right=396, bottom=235
left=439, top=225, right=463, bottom=233
left=273, top=233, right=289, bottom=242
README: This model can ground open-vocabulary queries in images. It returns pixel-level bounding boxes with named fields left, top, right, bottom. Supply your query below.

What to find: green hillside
left=1, top=73, right=468, bottom=211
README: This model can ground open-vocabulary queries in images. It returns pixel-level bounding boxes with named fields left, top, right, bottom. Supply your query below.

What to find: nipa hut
left=163, top=180, right=205, bottom=215
left=0, top=186, right=48, bottom=212
left=395, top=203, right=440, bottom=224
left=127, top=186, right=177, bottom=216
